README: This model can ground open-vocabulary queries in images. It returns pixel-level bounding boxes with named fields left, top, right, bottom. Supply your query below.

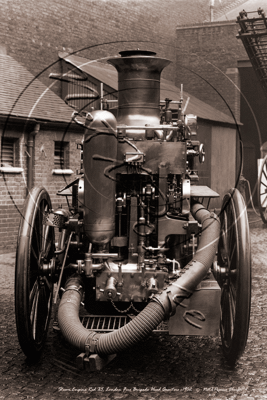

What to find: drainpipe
left=210, top=0, right=214, bottom=22
left=27, top=123, right=40, bottom=194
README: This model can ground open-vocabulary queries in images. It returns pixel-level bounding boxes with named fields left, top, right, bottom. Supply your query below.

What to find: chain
left=111, top=300, right=132, bottom=313
left=131, top=303, right=141, bottom=313
left=111, top=299, right=140, bottom=314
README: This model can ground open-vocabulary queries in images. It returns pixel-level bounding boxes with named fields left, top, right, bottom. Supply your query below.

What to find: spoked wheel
left=217, top=188, right=251, bottom=366
left=15, top=187, right=55, bottom=360
left=257, top=154, right=267, bottom=223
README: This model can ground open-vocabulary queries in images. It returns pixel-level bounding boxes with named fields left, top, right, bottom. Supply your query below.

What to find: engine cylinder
left=83, top=110, right=117, bottom=245
left=108, top=50, right=171, bottom=130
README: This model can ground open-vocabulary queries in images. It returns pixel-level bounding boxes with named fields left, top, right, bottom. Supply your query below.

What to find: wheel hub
left=41, top=258, right=55, bottom=278
left=212, top=260, right=227, bottom=287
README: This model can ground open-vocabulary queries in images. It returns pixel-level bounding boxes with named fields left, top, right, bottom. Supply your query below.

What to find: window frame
left=1, top=136, right=16, bottom=167
left=54, top=140, right=69, bottom=170
left=0, top=135, right=23, bottom=174
left=52, top=140, right=73, bottom=175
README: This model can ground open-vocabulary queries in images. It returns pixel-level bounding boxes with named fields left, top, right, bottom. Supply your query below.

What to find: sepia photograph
left=0, top=0, right=267, bottom=398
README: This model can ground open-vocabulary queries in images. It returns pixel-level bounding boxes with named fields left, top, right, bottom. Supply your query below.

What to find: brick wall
left=175, top=22, right=247, bottom=121
left=0, top=1, right=250, bottom=116
left=0, top=120, right=83, bottom=253
left=34, top=125, right=83, bottom=207
left=0, top=0, right=248, bottom=93
left=0, top=122, right=27, bottom=252
left=0, top=0, right=182, bottom=90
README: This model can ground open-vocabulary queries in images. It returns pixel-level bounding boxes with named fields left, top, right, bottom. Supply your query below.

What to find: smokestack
left=108, top=50, right=171, bottom=127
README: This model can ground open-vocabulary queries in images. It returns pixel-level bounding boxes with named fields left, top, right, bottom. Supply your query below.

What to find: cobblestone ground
left=1, top=210, right=267, bottom=400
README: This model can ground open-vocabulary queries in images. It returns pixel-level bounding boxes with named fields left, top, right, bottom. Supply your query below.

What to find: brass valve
left=147, top=277, right=159, bottom=296
left=104, top=277, right=118, bottom=300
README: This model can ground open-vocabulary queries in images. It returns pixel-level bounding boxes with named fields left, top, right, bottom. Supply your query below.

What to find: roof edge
left=198, top=116, right=242, bottom=127
left=0, top=114, right=84, bottom=131
left=176, top=20, right=236, bottom=30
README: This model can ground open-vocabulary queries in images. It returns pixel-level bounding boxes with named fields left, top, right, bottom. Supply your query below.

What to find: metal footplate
left=80, top=314, right=169, bottom=333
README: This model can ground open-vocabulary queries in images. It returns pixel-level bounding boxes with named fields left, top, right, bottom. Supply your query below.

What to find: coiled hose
left=58, top=203, right=220, bottom=357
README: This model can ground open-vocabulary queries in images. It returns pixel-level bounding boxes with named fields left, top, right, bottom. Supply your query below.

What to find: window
left=1, top=137, right=16, bottom=167
left=54, top=141, right=69, bottom=169
left=0, top=136, right=22, bottom=173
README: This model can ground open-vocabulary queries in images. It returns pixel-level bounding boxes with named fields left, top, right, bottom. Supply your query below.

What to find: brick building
left=0, top=53, right=83, bottom=253
left=0, top=0, right=247, bottom=90
left=175, top=0, right=267, bottom=205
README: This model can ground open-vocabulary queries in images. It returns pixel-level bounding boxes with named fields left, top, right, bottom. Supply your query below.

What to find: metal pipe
left=27, top=123, right=40, bottom=194
left=54, top=232, right=73, bottom=304
left=100, top=82, right=103, bottom=110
